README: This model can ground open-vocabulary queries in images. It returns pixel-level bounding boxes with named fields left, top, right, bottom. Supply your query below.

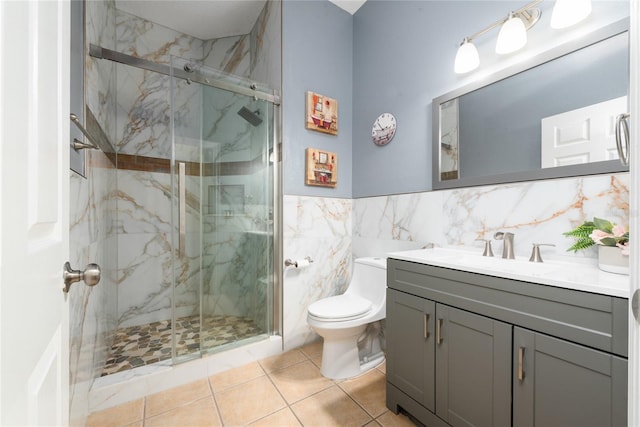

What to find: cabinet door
left=435, top=304, right=511, bottom=427
left=513, top=327, right=627, bottom=427
left=386, top=289, right=436, bottom=411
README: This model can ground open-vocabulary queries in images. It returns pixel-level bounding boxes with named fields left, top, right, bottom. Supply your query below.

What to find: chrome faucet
left=494, top=232, right=515, bottom=259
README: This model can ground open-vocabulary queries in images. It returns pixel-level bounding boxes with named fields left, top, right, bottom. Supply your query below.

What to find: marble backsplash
left=353, top=173, right=629, bottom=260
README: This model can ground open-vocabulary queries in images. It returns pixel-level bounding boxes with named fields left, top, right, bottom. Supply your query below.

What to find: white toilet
left=307, top=257, right=387, bottom=380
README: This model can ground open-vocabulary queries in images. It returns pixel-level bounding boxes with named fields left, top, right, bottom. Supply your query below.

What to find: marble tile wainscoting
left=279, top=174, right=630, bottom=355
left=353, top=173, right=629, bottom=261
left=282, top=195, right=353, bottom=350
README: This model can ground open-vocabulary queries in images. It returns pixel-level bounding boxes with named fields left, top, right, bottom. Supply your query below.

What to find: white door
left=629, top=3, right=640, bottom=426
left=0, top=1, right=70, bottom=426
left=541, top=96, right=628, bottom=168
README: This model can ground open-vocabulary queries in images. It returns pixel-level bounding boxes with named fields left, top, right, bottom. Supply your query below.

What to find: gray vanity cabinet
left=435, top=304, right=511, bottom=427
left=387, top=289, right=512, bottom=427
left=386, top=289, right=435, bottom=412
left=386, top=258, right=628, bottom=427
left=513, top=327, right=627, bottom=427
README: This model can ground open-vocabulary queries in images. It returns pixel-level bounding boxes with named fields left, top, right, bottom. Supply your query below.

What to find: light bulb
left=496, top=13, right=527, bottom=55
left=551, top=0, right=592, bottom=29
left=454, top=38, right=479, bottom=74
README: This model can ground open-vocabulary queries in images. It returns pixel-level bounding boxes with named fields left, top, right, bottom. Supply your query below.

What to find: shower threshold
left=102, top=314, right=265, bottom=376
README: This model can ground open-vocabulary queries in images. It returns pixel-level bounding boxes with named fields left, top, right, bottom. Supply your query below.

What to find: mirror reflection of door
left=541, top=96, right=627, bottom=168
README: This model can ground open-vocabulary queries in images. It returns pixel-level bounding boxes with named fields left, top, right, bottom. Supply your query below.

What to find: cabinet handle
left=518, top=346, right=525, bottom=382
left=423, top=313, right=430, bottom=339
left=436, top=318, right=443, bottom=345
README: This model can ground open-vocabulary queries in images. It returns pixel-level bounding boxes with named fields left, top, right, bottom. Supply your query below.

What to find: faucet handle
left=475, top=239, right=494, bottom=257
left=529, top=243, right=556, bottom=263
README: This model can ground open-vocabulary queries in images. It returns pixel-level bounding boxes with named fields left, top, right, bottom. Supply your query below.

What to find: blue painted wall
left=282, top=0, right=354, bottom=198
left=352, top=1, right=533, bottom=198
left=352, top=0, right=629, bottom=198
left=282, top=0, right=628, bottom=199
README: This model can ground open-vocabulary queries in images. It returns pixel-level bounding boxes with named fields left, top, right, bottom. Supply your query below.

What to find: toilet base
left=319, top=332, right=385, bottom=380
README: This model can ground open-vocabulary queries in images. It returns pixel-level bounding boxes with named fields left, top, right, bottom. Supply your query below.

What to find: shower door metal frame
left=89, top=44, right=281, bottom=105
left=272, top=101, right=283, bottom=339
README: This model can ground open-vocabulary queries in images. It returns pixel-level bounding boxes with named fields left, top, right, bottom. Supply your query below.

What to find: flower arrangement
left=563, top=217, right=629, bottom=255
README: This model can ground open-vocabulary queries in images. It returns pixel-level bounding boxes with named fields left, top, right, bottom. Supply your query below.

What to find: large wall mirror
left=432, top=19, right=629, bottom=190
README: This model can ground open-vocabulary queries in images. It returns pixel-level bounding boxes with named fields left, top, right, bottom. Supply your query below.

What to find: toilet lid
left=308, top=294, right=372, bottom=321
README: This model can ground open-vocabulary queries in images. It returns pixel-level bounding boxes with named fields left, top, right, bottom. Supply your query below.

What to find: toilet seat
left=308, top=294, right=372, bottom=322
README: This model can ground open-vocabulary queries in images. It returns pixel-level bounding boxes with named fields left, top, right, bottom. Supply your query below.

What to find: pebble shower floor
left=102, top=315, right=264, bottom=376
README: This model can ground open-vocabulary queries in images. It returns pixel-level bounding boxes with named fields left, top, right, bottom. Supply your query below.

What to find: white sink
left=386, top=247, right=629, bottom=298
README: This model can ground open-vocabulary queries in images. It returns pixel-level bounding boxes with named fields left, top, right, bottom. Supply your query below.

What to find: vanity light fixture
left=550, top=0, right=592, bottom=29
left=454, top=0, right=593, bottom=74
left=495, top=11, right=529, bottom=55
left=454, top=0, right=542, bottom=74
left=454, top=37, right=480, bottom=74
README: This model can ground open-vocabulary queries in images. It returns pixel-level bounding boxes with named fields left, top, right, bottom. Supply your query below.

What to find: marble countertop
left=387, top=247, right=630, bottom=298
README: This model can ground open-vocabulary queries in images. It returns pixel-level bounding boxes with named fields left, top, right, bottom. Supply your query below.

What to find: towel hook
left=70, top=113, right=99, bottom=151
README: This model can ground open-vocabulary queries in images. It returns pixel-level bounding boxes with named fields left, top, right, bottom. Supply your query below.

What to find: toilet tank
left=345, top=257, right=387, bottom=306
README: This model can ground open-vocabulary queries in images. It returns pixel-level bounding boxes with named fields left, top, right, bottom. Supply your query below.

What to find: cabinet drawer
left=388, top=258, right=628, bottom=357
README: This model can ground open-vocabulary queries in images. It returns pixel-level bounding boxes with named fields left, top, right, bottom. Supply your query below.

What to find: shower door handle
left=178, top=162, right=186, bottom=258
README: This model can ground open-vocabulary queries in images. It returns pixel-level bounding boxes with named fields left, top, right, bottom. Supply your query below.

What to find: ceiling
left=115, top=0, right=367, bottom=40
left=328, top=0, right=367, bottom=15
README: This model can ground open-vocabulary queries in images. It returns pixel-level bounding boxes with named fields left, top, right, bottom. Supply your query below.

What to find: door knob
left=63, top=261, right=101, bottom=293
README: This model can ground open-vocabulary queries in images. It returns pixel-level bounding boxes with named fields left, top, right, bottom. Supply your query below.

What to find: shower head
left=237, top=106, right=263, bottom=127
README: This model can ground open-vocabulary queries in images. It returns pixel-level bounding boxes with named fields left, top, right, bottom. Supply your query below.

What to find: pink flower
left=612, top=224, right=627, bottom=237
left=617, top=242, right=630, bottom=256
left=589, top=229, right=613, bottom=245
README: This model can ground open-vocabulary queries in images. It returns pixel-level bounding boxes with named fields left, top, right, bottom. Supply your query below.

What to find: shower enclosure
left=95, top=46, right=280, bottom=375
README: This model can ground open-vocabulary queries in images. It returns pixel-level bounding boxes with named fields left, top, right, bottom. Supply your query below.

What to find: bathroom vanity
left=385, top=248, right=629, bottom=427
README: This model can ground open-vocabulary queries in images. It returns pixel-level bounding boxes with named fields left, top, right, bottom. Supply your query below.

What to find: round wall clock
left=371, top=113, right=397, bottom=146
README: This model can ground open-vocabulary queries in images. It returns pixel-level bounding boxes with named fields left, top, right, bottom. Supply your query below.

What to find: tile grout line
left=142, top=397, right=147, bottom=426
left=262, top=360, right=308, bottom=426
left=260, top=351, right=337, bottom=426
left=206, top=374, right=225, bottom=426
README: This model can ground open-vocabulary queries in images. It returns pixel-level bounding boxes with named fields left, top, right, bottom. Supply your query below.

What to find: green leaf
left=593, top=217, right=613, bottom=233
left=599, top=237, right=617, bottom=247
left=566, top=238, right=595, bottom=253
left=563, top=222, right=595, bottom=238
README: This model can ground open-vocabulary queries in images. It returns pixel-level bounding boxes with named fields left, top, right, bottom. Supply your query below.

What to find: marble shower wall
left=69, top=156, right=118, bottom=427
left=251, top=0, right=282, bottom=91
left=353, top=173, right=629, bottom=261
left=69, top=1, right=118, bottom=426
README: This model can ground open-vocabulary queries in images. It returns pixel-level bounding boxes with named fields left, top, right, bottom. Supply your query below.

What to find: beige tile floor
left=86, top=341, right=418, bottom=427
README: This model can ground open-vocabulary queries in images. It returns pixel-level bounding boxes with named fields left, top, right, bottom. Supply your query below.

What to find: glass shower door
left=200, top=77, right=274, bottom=355
left=170, top=57, right=205, bottom=363
left=170, top=57, right=274, bottom=362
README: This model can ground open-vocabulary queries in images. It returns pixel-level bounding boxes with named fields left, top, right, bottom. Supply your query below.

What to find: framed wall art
left=305, top=148, right=337, bottom=188
left=305, top=91, right=338, bottom=135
